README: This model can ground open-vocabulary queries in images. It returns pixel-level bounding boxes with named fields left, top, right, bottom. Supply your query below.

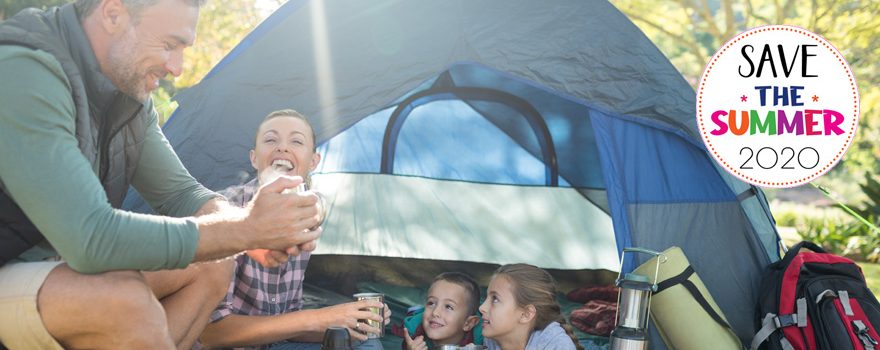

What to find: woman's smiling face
left=251, top=116, right=319, bottom=182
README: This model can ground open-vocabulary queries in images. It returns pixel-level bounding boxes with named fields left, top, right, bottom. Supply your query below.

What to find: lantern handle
left=617, top=247, right=668, bottom=292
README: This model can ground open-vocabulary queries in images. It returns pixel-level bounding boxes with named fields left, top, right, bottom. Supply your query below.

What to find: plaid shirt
left=210, top=179, right=311, bottom=338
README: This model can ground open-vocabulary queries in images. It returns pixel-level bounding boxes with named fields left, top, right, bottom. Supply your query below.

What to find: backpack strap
left=796, top=298, right=808, bottom=327
left=815, top=290, right=858, bottom=318
left=839, top=290, right=855, bottom=316
left=749, top=298, right=808, bottom=350
left=779, top=241, right=827, bottom=268
left=751, top=313, right=779, bottom=350
left=751, top=313, right=797, bottom=350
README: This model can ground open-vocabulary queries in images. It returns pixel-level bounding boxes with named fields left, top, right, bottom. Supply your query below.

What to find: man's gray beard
left=106, top=29, right=149, bottom=102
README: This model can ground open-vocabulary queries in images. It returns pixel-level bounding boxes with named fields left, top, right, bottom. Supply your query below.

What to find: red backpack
left=751, top=241, right=880, bottom=350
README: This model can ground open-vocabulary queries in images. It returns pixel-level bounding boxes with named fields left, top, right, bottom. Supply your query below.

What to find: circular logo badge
left=697, top=25, right=859, bottom=188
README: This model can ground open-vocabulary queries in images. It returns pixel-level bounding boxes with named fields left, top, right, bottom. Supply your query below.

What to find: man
left=0, top=0, right=321, bottom=349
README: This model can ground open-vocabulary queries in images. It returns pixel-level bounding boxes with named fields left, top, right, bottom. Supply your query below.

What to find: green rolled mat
left=633, top=246, right=743, bottom=350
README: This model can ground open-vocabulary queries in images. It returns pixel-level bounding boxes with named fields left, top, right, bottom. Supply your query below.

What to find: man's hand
left=193, top=175, right=323, bottom=264
left=245, top=175, right=322, bottom=251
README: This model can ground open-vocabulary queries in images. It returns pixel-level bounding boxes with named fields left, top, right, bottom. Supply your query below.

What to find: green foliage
left=795, top=216, right=864, bottom=259
left=174, top=0, right=266, bottom=88
left=845, top=172, right=880, bottom=220
left=831, top=172, right=880, bottom=261
left=862, top=262, right=880, bottom=295
left=772, top=199, right=879, bottom=261
left=151, top=83, right=178, bottom=126
left=774, top=209, right=800, bottom=228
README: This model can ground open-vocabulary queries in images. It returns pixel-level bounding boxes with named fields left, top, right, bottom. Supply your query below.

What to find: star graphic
left=741, top=95, right=747, bottom=102
left=812, top=95, right=819, bottom=102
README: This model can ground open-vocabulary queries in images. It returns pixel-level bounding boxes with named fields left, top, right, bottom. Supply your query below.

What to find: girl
left=479, top=264, right=583, bottom=350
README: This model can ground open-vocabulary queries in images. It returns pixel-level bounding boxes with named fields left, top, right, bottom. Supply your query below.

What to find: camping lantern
left=609, top=248, right=665, bottom=350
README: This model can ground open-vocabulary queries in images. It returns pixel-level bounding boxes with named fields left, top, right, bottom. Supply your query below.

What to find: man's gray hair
left=75, top=0, right=207, bottom=21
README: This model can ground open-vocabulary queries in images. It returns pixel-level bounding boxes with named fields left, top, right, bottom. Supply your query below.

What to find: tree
left=613, top=0, right=880, bottom=177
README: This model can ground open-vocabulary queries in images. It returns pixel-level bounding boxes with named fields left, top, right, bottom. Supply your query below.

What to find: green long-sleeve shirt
left=0, top=45, right=219, bottom=274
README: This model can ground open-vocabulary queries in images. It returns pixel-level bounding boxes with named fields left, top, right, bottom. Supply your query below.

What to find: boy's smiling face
left=422, top=280, right=479, bottom=345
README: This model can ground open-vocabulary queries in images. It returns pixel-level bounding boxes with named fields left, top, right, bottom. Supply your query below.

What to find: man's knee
left=39, top=267, right=173, bottom=348
left=143, top=259, right=232, bottom=304
left=200, top=259, right=234, bottom=300
left=103, top=271, right=163, bottom=313
left=101, top=272, right=171, bottom=342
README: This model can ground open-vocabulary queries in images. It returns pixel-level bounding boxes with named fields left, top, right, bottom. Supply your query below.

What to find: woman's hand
left=245, top=249, right=289, bottom=267
left=320, top=300, right=388, bottom=342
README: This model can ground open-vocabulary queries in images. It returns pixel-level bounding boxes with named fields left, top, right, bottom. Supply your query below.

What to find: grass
left=864, top=262, right=880, bottom=296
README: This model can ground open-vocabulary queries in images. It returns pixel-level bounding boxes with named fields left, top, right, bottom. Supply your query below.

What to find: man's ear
left=519, top=305, right=537, bottom=324
left=463, top=315, right=480, bottom=331
left=99, top=0, right=132, bottom=34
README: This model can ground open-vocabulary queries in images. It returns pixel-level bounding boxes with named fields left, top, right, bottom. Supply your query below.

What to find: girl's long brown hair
left=493, top=264, right=584, bottom=350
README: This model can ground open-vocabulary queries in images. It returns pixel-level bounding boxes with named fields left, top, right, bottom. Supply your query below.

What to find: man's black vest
left=0, top=4, right=151, bottom=266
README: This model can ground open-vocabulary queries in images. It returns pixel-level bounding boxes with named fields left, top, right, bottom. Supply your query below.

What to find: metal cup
left=439, top=345, right=485, bottom=350
left=321, top=326, right=353, bottom=350
left=460, top=345, right=486, bottom=350
left=353, top=292, right=385, bottom=338
left=295, top=182, right=327, bottom=229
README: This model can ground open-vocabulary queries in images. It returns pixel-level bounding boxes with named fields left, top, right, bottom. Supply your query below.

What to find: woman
left=200, top=109, right=389, bottom=350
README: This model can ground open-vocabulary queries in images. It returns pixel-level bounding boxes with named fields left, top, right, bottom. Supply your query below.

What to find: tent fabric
left=122, top=0, right=782, bottom=346
left=310, top=173, right=618, bottom=271
left=315, top=99, right=573, bottom=187
left=628, top=202, right=766, bottom=341
left=145, top=0, right=703, bottom=192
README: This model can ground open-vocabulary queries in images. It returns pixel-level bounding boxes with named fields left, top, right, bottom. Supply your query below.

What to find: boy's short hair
left=433, top=272, right=480, bottom=316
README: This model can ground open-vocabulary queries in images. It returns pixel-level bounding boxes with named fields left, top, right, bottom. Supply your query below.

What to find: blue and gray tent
left=125, top=0, right=780, bottom=347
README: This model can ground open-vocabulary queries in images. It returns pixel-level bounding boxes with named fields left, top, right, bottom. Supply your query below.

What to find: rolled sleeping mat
left=633, top=246, right=743, bottom=350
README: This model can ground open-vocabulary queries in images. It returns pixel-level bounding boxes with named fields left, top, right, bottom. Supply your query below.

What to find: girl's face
left=422, top=280, right=478, bottom=345
left=251, top=116, right=320, bottom=181
left=478, top=275, right=529, bottom=340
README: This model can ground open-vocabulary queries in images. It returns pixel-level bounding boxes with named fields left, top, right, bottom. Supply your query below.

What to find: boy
left=402, top=272, right=482, bottom=350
